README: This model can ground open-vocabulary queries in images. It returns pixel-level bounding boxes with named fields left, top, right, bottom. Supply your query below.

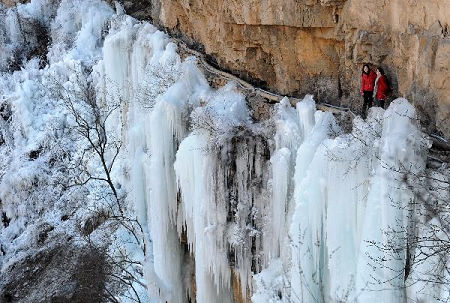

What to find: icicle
left=175, top=131, right=233, bottom=303
left=268, top=97, right=301, bottom=261
left=324, top=134, right=371, bottom=301
left=101, top=17, right=202, bottom=302
left=289, top=110, right=341, bottom=303
left=270, top=148, right=291, bottom=259
left=274, top=97, right=302, bottom=151
left=145, top=48, right=210, bottom=303
left=145, top=59, right=204, bottom=303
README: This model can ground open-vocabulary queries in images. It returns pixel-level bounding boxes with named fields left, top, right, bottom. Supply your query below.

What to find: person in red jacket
left=360, top=64, right=377, bottom=118
left=374, top=67, right=390, bottom=108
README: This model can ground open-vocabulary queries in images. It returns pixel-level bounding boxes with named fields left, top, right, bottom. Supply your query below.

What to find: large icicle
left=175, top=131, right=233, bottom=303
left=323, top=113, right=380, bottom=302
left=356, top=98, right=427, bottom=302
left=147, top=57, right=210, bottom=302
left=174, top=83, right=254, bottom=302
left=289, top=110, right=341, bottom=303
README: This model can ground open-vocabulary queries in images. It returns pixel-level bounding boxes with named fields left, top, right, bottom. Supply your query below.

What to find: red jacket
left=361, top=71, right=377, bottom=93
left=376, top=75, right=389, bottom=100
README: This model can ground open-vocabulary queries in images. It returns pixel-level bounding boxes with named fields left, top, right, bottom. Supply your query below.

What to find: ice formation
left=0, top=0, right=447, bottom=302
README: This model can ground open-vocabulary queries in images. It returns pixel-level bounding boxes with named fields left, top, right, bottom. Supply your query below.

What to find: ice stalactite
left=226, top=131, right=272, bottom=299
left=147, top=58, right=210, bottom=302
left=270, top=148, right=291, bottom=259
left=296, top=95, right=316, bottom=141
left=146, top=88, right=186, bottom=303
left=175, top=131, right=234, bottom=303
left=99, top=14, right=196, bottom=301
left=100, top=15, right=138, bottom=143
left=323, top=113, right=379, bottom=302
left=99, top=15, right=152, bottom=228
left=174, top=83, right=261, bottom=302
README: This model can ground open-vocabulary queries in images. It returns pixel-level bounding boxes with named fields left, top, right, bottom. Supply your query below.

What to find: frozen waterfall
left=0, top=0, right=446, bottom=302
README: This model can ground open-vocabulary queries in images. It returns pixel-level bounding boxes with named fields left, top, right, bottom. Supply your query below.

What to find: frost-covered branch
left=45, top=64, right=147, bottom=301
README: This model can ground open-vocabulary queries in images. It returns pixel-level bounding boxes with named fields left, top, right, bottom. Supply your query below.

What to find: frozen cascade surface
left=0, top=0, right=446, bottom=302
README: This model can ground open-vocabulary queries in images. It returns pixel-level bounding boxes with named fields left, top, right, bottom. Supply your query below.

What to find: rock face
left=0, top=243, right=109, bottom=303
left=122, top=0, right=450, bottom=138
left=0, top=0, right=23, bottom=6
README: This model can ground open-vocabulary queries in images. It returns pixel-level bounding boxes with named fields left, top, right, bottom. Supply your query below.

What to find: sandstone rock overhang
left=115, top=0, right=449, bottom=140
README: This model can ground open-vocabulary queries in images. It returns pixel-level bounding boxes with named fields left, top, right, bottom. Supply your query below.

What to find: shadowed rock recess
left=118, top=0, right=450, bottom=139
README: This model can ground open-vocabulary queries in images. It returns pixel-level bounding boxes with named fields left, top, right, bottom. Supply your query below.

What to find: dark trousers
left=376, top=99, right=385, bottom=109
left=362, top=91, right=373, bottom=119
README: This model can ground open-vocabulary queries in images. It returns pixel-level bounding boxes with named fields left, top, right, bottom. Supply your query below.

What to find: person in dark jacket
left=373, top=67, right=390, bottom=109
left=360, top=64, right=376, bottom=118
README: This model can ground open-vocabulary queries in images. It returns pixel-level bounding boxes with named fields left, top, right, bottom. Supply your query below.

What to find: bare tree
left=48, top=64, right=147, bottom=302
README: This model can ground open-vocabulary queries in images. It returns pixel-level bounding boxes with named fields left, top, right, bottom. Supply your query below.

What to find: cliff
left=119, top=0, right=450, bottom=139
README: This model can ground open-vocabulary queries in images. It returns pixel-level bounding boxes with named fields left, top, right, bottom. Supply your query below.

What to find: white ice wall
left=91, top=12, right=435, bottom=303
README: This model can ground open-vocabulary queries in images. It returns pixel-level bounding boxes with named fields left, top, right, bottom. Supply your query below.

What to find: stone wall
left=339, top=0, right=450, bottom=137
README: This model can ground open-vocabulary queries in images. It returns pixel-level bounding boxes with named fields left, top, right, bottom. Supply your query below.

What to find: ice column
left=146, top=56, right=211, bottom=302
